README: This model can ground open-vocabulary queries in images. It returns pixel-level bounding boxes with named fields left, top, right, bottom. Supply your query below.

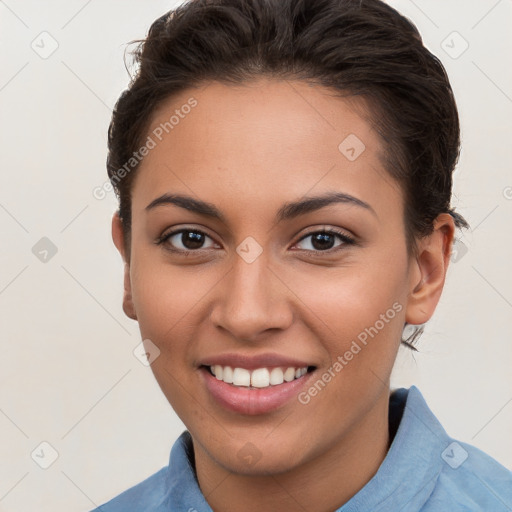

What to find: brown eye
left=294, top=229, right=355, bottom=253
left=157, top=229, right=218, bottom=252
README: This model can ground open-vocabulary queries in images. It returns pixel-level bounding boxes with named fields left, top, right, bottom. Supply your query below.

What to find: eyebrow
left=145, top=191, right=377, bottom=222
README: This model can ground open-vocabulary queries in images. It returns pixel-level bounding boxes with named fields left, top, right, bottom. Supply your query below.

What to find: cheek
left=286, top=255, right=407, bottom=378
left=129, top=258, right=203, bottom=352
left=129, top=261, right=208, bottom=419
left=299, top=264, right=405, bottom=333
left=291, top=266, right=406, bottom=426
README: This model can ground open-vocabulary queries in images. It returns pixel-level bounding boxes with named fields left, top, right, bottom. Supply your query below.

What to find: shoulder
left=88, top=431, right=206, bottom=512
left=400, top=386, right=512, bottom=512
left=423, top=440, right=512, bottom=511
left=385, top=386, right=512, bottom=512
left=89, top=466, right=169, bottom=512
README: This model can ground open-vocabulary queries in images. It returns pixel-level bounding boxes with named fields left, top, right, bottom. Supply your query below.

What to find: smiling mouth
left=203, top=365, right=316, bottom=388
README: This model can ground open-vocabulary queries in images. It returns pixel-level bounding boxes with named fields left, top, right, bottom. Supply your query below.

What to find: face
left=113, top=78, right=450, bottom=477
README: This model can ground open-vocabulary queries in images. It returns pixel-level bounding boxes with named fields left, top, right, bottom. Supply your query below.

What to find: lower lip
left=200, top=367, right=314, bottom=415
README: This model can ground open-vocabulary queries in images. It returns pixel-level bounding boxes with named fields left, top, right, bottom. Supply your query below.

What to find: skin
left=112, top=78, right=455, bottom=512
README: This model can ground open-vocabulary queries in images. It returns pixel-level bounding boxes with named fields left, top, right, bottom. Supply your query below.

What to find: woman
left=92, top=0, right=512, bottom=510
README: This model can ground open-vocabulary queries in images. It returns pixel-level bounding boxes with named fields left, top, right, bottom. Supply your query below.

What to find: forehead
left=132, top=79, right=402, bottom=223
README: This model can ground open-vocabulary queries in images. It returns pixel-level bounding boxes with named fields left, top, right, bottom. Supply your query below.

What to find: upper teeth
left=210, top=365, right=308, bottom=388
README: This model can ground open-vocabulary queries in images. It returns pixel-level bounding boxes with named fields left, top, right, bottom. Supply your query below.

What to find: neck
left=194, top=390, right=391, bottom=512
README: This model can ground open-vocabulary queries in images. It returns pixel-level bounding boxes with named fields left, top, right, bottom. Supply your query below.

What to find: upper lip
left=198, top=353, right=314, bottom=370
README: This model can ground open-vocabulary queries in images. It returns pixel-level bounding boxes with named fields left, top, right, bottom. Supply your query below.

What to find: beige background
left=0, top=0, right=511, bottom=510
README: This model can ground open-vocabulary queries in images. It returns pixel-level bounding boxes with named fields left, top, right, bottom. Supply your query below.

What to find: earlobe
left=111, top=211, right=138, bottom=321
left=405, top=214, right=455, bottom=326
left=121, top=263, right=138, bottom=321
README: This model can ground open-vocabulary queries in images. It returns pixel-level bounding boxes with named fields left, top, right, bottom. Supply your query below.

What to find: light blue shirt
left=91, top=386, right=512, bottom=511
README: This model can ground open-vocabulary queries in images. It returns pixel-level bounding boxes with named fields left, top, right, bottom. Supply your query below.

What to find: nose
left=210, top=252, right=293, bottom=343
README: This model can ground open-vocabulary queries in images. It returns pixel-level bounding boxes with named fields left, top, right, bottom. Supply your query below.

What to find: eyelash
left=155, top=227, right=357, bottom=255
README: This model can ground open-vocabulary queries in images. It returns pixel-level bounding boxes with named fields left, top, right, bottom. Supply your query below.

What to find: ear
left=405, top=213, right=455, bottom=325
left=111, top=211, right=137, bottom=321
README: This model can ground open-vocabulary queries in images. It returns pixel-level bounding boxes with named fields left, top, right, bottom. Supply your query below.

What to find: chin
left=205, top=434, right=310, bottom=477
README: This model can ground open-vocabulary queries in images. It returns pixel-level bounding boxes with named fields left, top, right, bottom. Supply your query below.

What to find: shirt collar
left=339, top=386, right=448, bottom=511
left=162, top=386, right=449, bottom=512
